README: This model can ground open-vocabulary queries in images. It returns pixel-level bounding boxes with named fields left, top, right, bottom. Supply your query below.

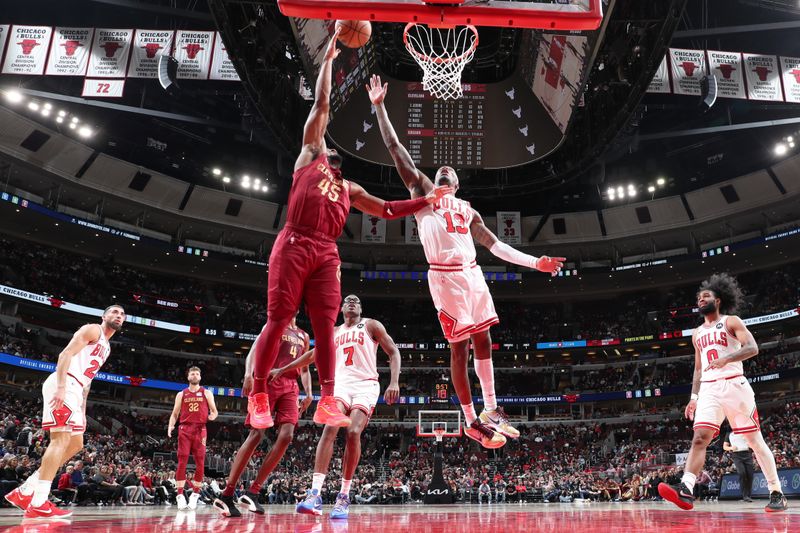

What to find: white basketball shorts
left=427, top=264, right=499, bottom=342
left=693, top=375, right=760, bottom=438
left=334, top=379, right=380, bottom=417
left=41, top=373, right=87, bottom=434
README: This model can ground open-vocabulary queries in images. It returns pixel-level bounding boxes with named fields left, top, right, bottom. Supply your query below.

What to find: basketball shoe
left=765, top=491, right=788, bottom=512
left=465, top=420, right=506, bottom=449
left=23, top=500, right=73, bottom=519
left=313, top=396, right=351, bottom=427
left=176, top=493, right=188, bottom=510
left=247, top=392, right=274, bottom=429
left=238, top=492, right=265, bottom=514
left=296, top=489, right=323, bottom=515
left=658, top=482, right=695, bottom=510
left=479, top=407, right=520, bottom=439
left=212, top=495, right=241, bottom=518
left=330, top=493, right=350, bottom=519
left=188, top=492, right=200, bottom=510
left=5, top=487, right=33, bottom=510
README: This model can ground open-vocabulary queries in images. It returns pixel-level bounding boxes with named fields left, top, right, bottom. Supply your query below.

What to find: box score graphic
left=82, top=78, right=125, bottom=98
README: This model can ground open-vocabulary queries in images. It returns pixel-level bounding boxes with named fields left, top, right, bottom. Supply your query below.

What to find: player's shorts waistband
left=701, top=374, right=744, bottom=383
left=67, top=372, right=87, bottom=388
left=283, top=224, right=337, bottom=243
left=429, top=260, right=477, bottom=272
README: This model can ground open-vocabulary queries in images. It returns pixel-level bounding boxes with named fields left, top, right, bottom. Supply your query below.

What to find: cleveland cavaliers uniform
left=415, top=194, right=498, bottom=342
left=332, top=318, right=380, bottom=416
left=693, top=315, right=760, bottom=438
left=42, top=324, right=110, bottom=434
left=177, top=386, right=209, bottom=478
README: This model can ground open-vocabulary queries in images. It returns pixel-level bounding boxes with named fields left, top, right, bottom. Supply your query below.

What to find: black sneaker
left=765, top=491, right=788, bottom=513
left=658, top=482, right=695, bottom=510
left=213, top=495, right=241, bottom=518
left=238, top=492, right=265, bottom=514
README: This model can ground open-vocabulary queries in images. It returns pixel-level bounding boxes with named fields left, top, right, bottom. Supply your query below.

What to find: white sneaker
left=177, top=493, right=188, bottom=510
left=188, top=492, right=200, bottom=510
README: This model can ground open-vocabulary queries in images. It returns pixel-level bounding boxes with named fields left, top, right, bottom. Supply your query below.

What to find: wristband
left=690, top=393, right=699, bottom=401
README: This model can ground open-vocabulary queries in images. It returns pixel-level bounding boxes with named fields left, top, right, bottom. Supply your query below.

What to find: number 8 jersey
left=70, top=324, right=111, bottom=387
left=696, top=315, right=743, bottom=382
left=415, top=194, right=476, bottom=266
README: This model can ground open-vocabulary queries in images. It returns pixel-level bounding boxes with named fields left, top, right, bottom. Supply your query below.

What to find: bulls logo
left=128, top=376, right=146, bottom=387
left=791, top=70, right=800, bottom=84
left=52, top=404, right=73, bottom=426
left=142, top=42, right=162, bottom=58
left=369, top=216, right=380, bottom=235
left=47, top=297, right=65, bottom=309
left=101, top=41, right=122, bottom=58
left=183, top=43, right=203, bottom=59
left=438, top=310, right=457, bottom=338
left=716, top=64, right=735, bottom=79
left=563, top=394, right=580, bottom=403
left=18, top=39, right=40, bottom=55
left=753, top=66, right=771, bottom=82
left=62, top=40, right=83, bottom=56
left=679, top=61, right=698, bottom=76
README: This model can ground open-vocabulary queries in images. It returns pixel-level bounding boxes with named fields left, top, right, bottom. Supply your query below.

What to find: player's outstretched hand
left=366, top=74, right=388, bottom=105
left=299, top=395, right=313, bottom=415
left=268, top=368, right=284, bottom=384
left=425, top=185, right=453, bottom=204
left=384, top=382, right=400, bottom=405
left=242, top=374, right=254, bottom=397
left=325, top=28, right=342, bottom=62
left=684, top=399, right=697, bottom=421
left=50, top=384, right=66, bottom=412
left=535, top=256, right=566, bottom=277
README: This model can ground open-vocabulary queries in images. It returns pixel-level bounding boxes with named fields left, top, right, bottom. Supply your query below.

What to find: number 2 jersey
left=334, top=318, right=379, bottom=387
left=695, top=315, right=743, bottom=382
left=69, top=324, right=111, bottom=388
left=286, top=152, right=351, bottom=240
left=415, top=194, right=477, bottom=266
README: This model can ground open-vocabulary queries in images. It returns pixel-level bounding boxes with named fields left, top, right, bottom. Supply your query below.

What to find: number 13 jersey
left=334, top=319, right=379, bottom=387
left=696, top=315, right=743, bottom=382
left=415, top=194, right=476, bottom=266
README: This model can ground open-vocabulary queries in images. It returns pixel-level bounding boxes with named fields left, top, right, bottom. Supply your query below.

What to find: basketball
left=335, top=19, right=372, bottom=48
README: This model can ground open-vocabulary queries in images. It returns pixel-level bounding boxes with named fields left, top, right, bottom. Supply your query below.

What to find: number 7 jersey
left=415, top=194, right=477, bottom=266
left=334, top=319, right=379, bottom=387
left=696, top=315, right=744, bottom=382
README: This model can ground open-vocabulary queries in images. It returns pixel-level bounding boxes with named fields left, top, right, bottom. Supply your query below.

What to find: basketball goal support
left=417, top=411, right=461, bottom=504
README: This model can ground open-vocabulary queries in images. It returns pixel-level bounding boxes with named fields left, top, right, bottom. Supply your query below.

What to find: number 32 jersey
left=695, top=315, right=743, bottom=382
left=415, top=194, right=477, bottom=266
left=70, top=324, right=110, bottom=388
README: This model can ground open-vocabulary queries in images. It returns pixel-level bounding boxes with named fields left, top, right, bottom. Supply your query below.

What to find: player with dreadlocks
left=659, top=273, right=787, bottom=512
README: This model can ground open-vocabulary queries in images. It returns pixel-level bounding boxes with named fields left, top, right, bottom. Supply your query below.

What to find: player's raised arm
left=469, top=211, right=565, bottom=276
left=367, top=319, right=401, bottom=405
left=51, top=324, right=100, bottom=410
left=168, top=391, right=184, bottom=437
left=295, top=30, right=341, bottom=171
left=204, top=389, right=219, bottom=421
left=270, top=349, right=317, bottom=383
left=299, top=332, right=314, bottom=414
left=366, top=74, right=433, bottom=198
left=705, top=316, right=759, bottom=371
left=349, top=181, right=451, bottom=219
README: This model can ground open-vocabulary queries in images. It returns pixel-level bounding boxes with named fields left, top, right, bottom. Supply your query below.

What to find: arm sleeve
left=489, top=241, right=539, bottom=269
left=381, top=196, right=428, bottom=219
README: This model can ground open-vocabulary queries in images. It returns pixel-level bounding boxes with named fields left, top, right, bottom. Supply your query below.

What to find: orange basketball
left=335, top=20, right=372, bottom=48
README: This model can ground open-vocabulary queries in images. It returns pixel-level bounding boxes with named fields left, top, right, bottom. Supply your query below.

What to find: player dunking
left=168, top=366, right=219, bottom=510
left=367, top=75, right=565, bottom=448
left=271, top=295, right=401, bottom=519
left=213, top=316, right=312, bottom=518
left=5, top=305, right=125, bottom=519
left=246, top=29, right=450, bottom=431
left=658, top=273, right=788, bottom=512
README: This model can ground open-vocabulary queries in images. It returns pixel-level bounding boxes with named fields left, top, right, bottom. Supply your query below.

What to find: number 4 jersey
left=696, top=315, right=744, bottom=382
left=334, top=319, right=379, bottom=387
left=415, top=194, right=476, bottom=266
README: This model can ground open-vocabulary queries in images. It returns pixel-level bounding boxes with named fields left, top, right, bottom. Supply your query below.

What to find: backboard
left=417, top=410, right=463, bottom=438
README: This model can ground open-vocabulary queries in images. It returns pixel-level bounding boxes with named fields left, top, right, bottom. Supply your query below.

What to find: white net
left=403, top=23, right=479, bottom=100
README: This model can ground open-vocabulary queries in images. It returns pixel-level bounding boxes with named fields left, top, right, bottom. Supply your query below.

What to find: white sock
left=30, top=479, right=52, bottom=508
left=462, top=403, right=477, bottom=426
left=341, top=479, right=352, bottom=495
left=744, top=431, right=783, bottom=493
left=312, top=473, right=325, bottom=493
left=474, top=358, right=497, bottom=411
left=20, top=470, right=40, bottom=495
left=681, top=471, right=697, bottom=493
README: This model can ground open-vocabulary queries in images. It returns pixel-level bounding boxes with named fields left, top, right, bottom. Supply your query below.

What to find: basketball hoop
left=433, top=427, right=447, bottom=443
left=403, top=23, right=479, bottom=100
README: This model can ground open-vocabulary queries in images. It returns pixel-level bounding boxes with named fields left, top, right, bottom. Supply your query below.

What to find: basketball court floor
left=0, top=502, right=797, bottom=532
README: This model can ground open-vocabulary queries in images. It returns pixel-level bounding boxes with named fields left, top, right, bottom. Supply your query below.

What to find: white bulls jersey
left=334, top=318, right=379, bottom=386
left=415, top=194, right=477, bottom=266
left=695, top=315, right=743, bottom=382
left=69, top=324, right=111, bottom=388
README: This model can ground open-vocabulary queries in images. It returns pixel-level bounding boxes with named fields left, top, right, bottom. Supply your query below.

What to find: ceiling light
left=656, top=177, right=665, bottom=186
left=606, top=187, right=614, bottom=197
left=628, top=189, right=637, bottom=197
left=774, top=143, right=787, bottom=156
left=27, top=102, right=39, bottom=111
left=241, top=181, right=251, bottom=189
left=261, top=185, right=268, bottom=192
left=212, top=168, right=221, bottom=176
left=43, top=102, right=52, bottom=110
left=69, top=122, right=76, bottom=130
left=616, top=186, right=623, bottom=196
left=790, top=142, right=796, bottom=148
left=56, top=116, right=64, bottom=124
left=647, top=185, right=655, bottom=193
left=254, top=178, right=261, bottom=186
left=78, top=126, right=93, bottom=138
left=4, top=90, right=23, bottom=103
left=222, top=176, right=230, bottom=183
left=58, top=110, right=66, bottom=117
left=71, top=117, right=79, bottom=123
left=242, top=174, right=250, bottom=181
left=787, top=136, right=794, bottom=143
left=627, top=184, right=635, bottom=190
left=41, top=108, right=50, bottom=117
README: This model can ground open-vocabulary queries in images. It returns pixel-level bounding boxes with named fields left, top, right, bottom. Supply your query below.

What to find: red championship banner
left=781, top=56, right=800, bottom=104
left=361, top=214, right=386, bottom=243
left=174, top=30, right=213, bottom=79
left=497, top=211, right=522, bottom=245
left=669, top=48, right=706, bottom=96
left=646, top=55, right=670, bottom=93
left=1, top=25, right=53, bottom=75
left=127, top=29, right=174, bottom=78
left=0, top=25, right=10, bottom=65
left=743, top=53, right=783, bottom=102
left=45, top=27, right=93, bottom=76
left=706, top=50, right=746, bottom=99
left=209, top=32, right=240, bottom=81
left=87, top=28, right=133, bottom=78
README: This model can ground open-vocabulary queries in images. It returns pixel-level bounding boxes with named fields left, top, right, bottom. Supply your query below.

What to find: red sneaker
left=4, top=487, right=33, bottom=510
left=247, top=392, right=274, bottom=429
left=24, top=500, right=73, bottom=519
left=313, top=396, right=351, bottom=427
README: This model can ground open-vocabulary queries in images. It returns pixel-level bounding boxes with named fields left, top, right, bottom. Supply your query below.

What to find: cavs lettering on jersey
left=415, top=194, right=477, bottom=266
left=334, top=319, right=379, bottom=385
left=696, top=315, right=743, bottom=382
left=180, top=387, right=209, bottom=425
left=69, top=324, right=110, bottom=388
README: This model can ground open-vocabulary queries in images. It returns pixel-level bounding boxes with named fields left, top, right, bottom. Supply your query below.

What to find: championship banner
left=45, top=27, right=93, bottom=76
left=1, top=25, right=52, bottom=75
left=174, top=30, right=213, bottom=79
left=743, top=53, right=783, bottom=101
left=646, top=55, right=670, bottom=93
left=361, top=214, right=386, bottom=243
left=707, top=50, right=746, bottom=99
left=87, top=29, right=133, bottom=78
left=497, top=211, right=522, bottom=245
left=127, top=29, right=174, bottom=78
left=405, top=216, right=421, bottom=244
left=81, top=78, right=125, bottom=98
left=209, top=32, right=240, bottom=81
left=669, top=48, right=707, bottom=96
left=781, top=56, right=800, bottom=103
left=0, top=25, right=10, bottom=67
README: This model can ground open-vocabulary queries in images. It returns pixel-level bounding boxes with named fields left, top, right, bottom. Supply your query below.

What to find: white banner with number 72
left=82, top=78, right=125, bottom=98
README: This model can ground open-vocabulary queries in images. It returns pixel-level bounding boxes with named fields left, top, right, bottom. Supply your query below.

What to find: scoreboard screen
left=431, top=379, right=451, bottom=405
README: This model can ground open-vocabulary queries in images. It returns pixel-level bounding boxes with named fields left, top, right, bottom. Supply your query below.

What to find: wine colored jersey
left=286, top=153, right=351, bottom=240
left=273, top=325, right=309, bottom=382
left=179, top=387, right=209, bottom=425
